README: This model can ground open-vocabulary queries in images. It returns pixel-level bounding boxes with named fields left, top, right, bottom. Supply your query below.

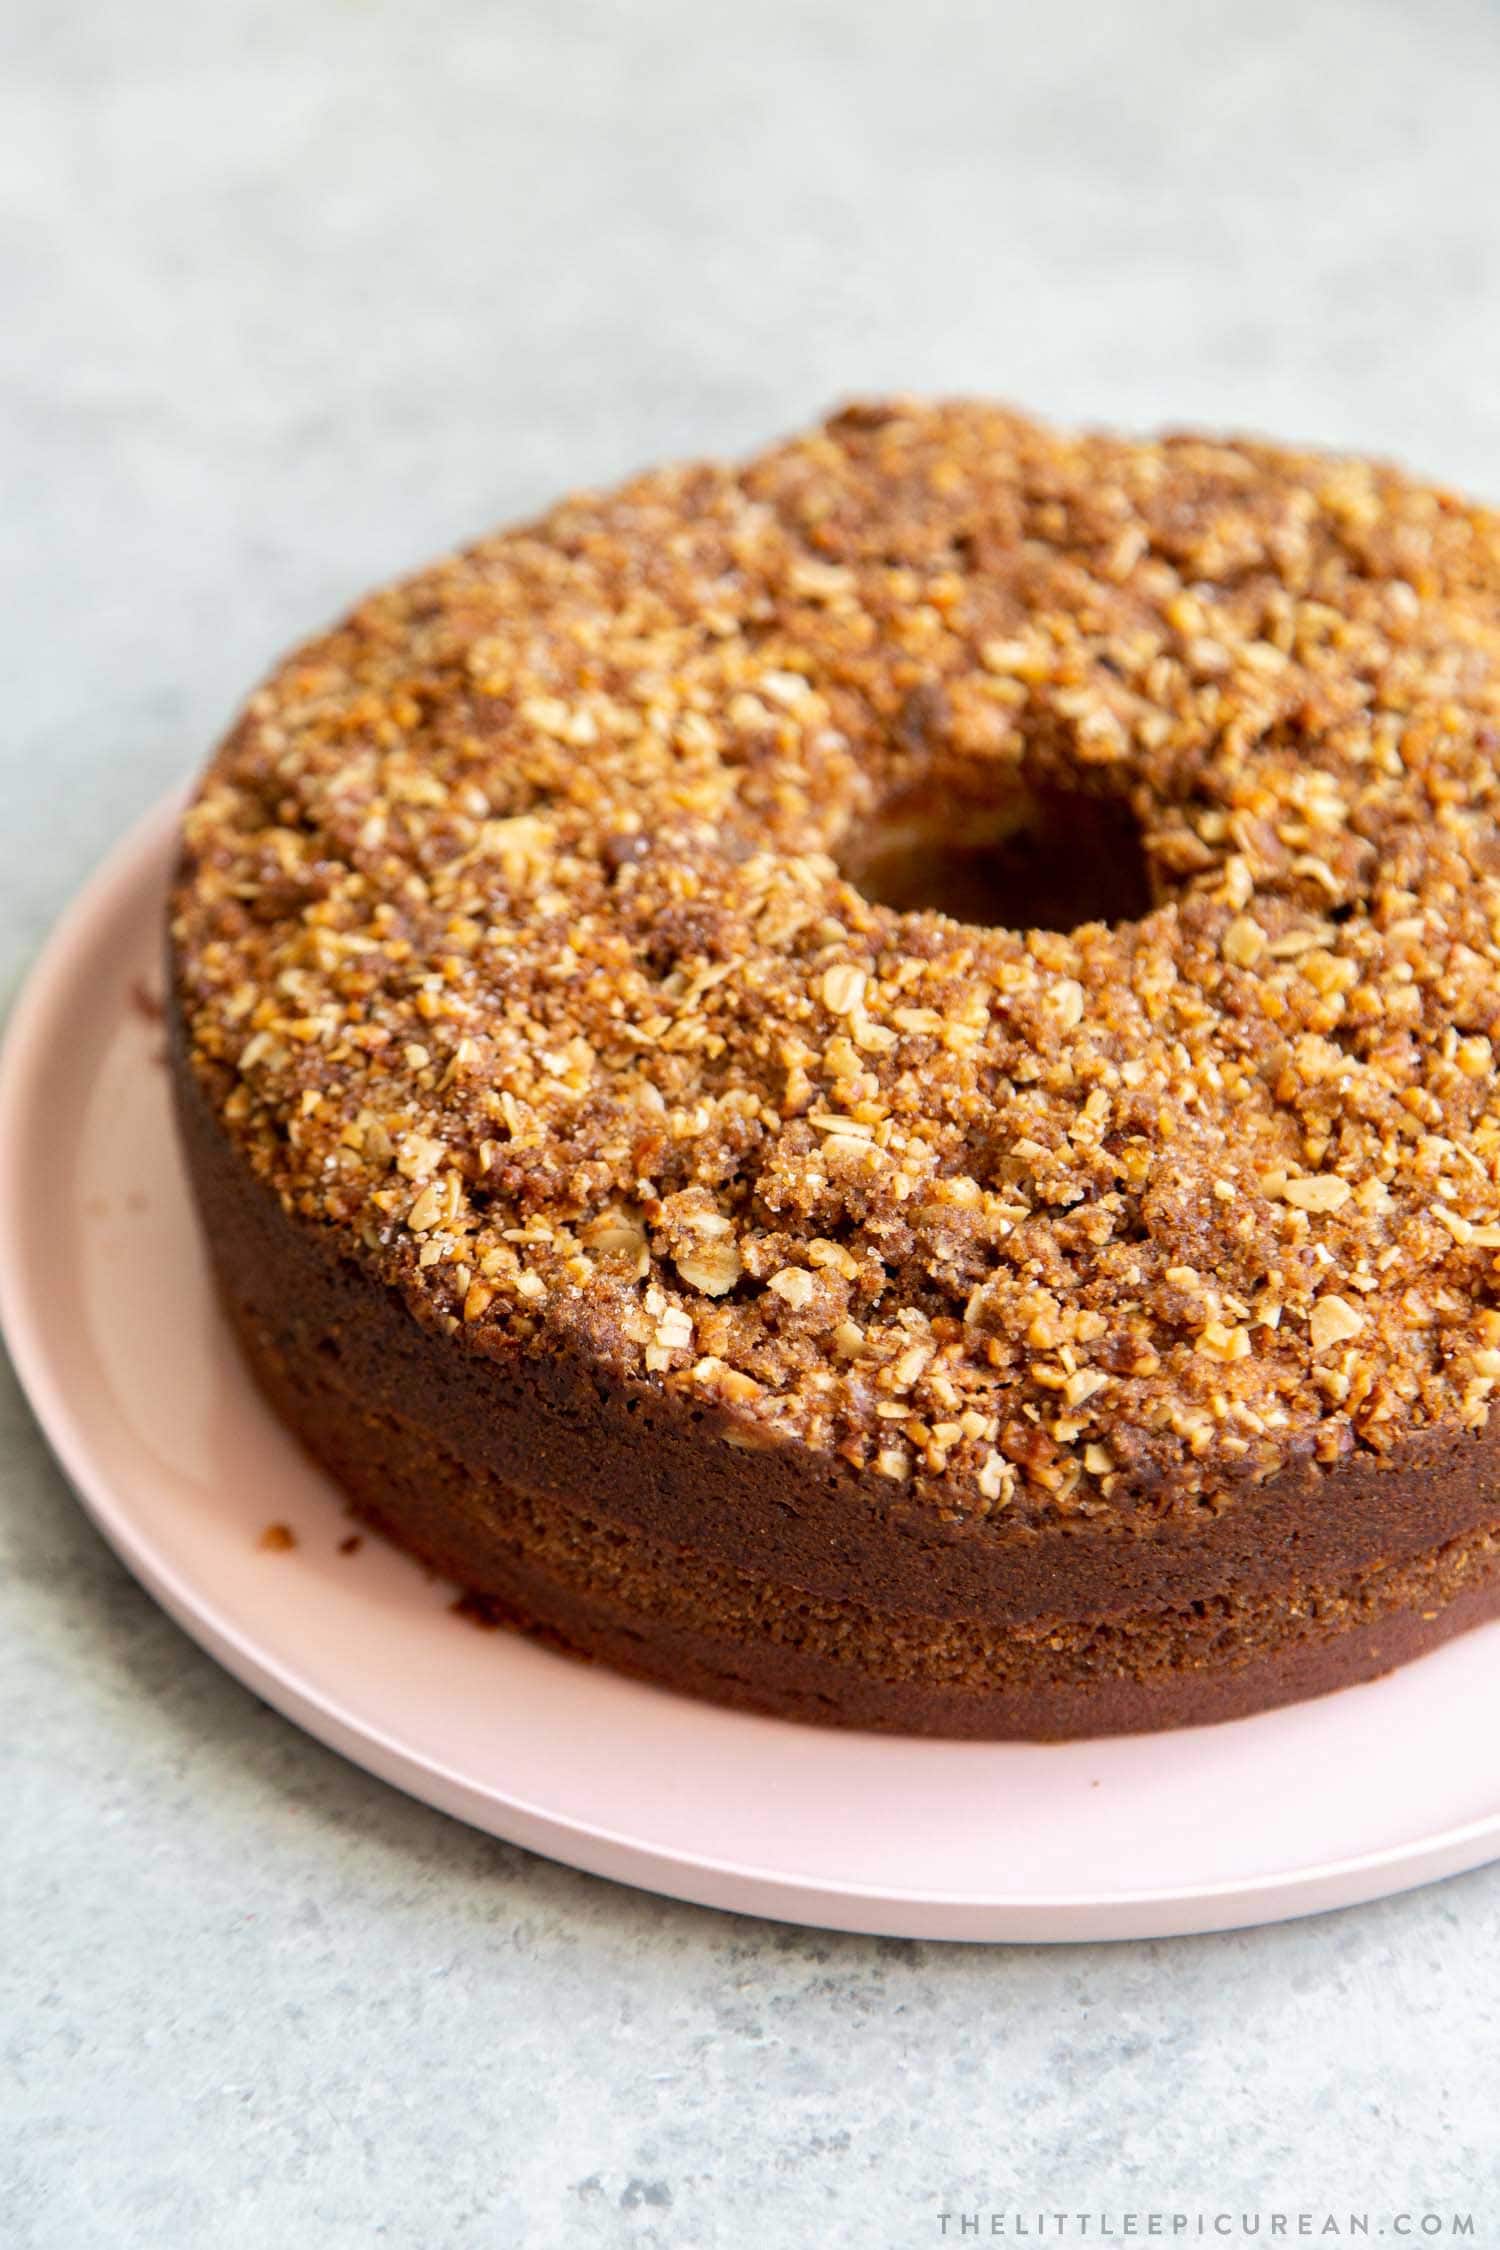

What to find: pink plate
left=6, top=799, right=1500, bottom=1941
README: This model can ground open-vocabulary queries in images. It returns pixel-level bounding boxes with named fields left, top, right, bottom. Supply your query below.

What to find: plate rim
left=5, top=796, right=1500, bottom=1940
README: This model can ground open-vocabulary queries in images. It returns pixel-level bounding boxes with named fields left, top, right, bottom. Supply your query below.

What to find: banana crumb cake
left=169, top=398, right=1500, bottom=1737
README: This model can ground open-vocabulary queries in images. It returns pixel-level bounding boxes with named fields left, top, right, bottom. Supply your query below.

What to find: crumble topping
left=172, top=399, right=1500, bottom=1527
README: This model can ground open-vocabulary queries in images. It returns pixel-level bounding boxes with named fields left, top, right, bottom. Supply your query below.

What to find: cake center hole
left=838, top=784, right=1153, bottom=933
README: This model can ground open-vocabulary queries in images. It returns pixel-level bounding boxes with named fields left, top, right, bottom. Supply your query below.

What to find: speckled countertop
left=5, top=1, right=1500, bottom=2241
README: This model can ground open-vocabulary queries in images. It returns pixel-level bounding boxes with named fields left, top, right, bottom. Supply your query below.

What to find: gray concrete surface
left=5, top=0, right=1500, bottom=2241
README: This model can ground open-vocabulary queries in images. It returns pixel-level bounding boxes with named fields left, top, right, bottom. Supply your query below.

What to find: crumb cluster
left=172, top=399, right=1500, bottom=1527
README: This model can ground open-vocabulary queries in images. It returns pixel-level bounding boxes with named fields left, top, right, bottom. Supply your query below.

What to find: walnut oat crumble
left=173, top=398, right=1500, bottom=1536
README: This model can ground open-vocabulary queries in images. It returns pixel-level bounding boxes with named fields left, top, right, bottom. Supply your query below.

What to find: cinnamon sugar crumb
left=172, top=399, right=1500, bottom=1530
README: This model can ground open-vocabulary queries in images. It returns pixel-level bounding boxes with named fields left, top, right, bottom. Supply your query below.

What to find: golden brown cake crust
left=168, top=398, right=1500, bottom=1733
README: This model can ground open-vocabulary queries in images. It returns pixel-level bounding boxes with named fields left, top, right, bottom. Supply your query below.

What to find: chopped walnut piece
left=1198, top=1321, right=1252, bottom=1363
left=1222, top=916, right=1265, bottom=968
left=821, top=965, right=868, bottom=1017
left=1282, top=1176, right=1352, bottom=1214
left=674, top=1237, right=744, bottom=1296
left=1310, top=1296, right=1365, bottom=1354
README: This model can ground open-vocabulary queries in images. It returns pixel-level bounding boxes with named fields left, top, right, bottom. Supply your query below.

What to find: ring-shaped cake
left=170, top=400, right=1500, bottom=1735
